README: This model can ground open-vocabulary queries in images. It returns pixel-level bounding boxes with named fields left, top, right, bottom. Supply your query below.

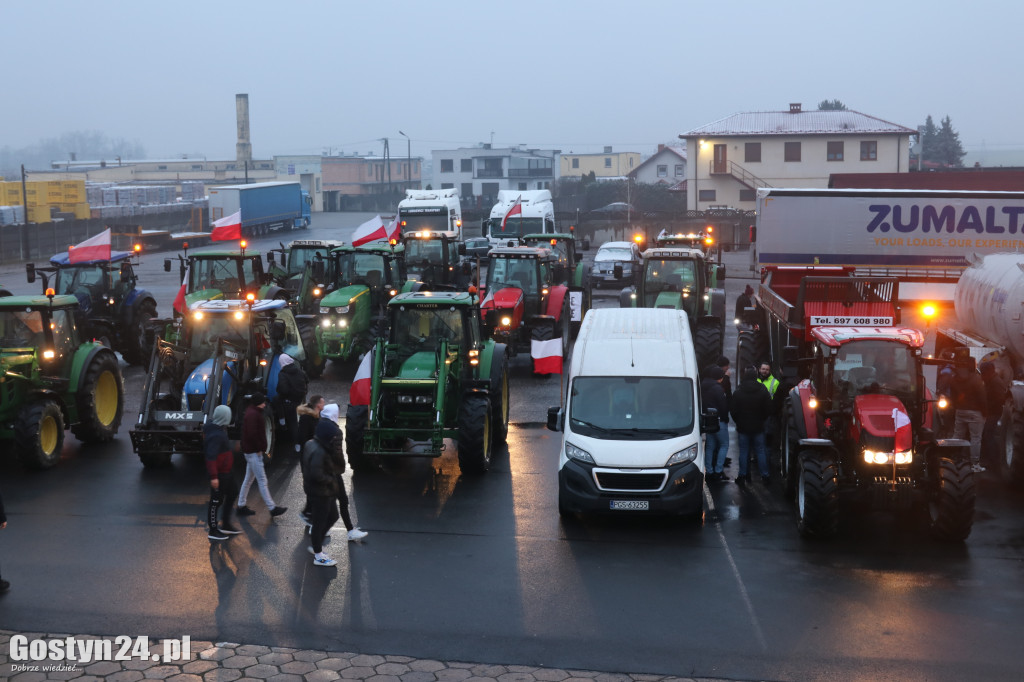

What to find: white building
left=431, top=145, right=560, bottom=209
left=629, top=144, right=687, bottom=187
left=679, top=103, right=917, bottom=211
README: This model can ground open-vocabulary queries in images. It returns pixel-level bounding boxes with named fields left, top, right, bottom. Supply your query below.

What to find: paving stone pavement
left=0, top=631, right=732, bottom=682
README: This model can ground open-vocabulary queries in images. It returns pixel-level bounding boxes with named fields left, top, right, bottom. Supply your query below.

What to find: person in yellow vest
left=757, top=362, right=780, bottom=398
left=758, top=362, right=782, bottom=468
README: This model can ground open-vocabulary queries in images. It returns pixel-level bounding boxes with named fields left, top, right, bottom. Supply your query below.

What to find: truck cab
left=398, top=188, right=462, bottom=239
left=484, top=189, right=556, bottom=248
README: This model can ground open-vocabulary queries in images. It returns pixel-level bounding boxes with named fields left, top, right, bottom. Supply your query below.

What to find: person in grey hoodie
left=204, top=405, right=242, bottom=541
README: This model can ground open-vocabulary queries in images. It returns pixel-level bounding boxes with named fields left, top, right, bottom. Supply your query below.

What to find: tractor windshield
left=641, top=259, right=698, bottom=310
left=55, top=264, right=108, bottom=298
left=190, top=258, right=259, bottom=295
left=392, top=306, right=465, bottom=350
left=286, top=247, right=327, bottom=277
left=486, top=257, right=538, bottom=292
left=186, top=312, right=252, bottom=362
left=405, top=239, right=445, bottom=279
left=833, top=340, right=917, bottom=402
left=0, top=309, right=46, bottom=348
left=569, top=376, right=695, bottom=439
left=337, top=252, right=387, bottom=290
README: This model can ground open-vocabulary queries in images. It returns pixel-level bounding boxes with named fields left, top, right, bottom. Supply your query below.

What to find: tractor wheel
left=345, top=404, right=374, bottom=472
left=736, top=329, right=769, bottom=375
left=71, top=351, right=124, bottom=444
left=694, top=319, right=723, bottom=374
left=457, top=393, right=492, bottom=474
left=123, top=298, right=157, bottom=366
left=796, top=450, right=840, bottom=539
left=489, top=347, right=510, bottom=443
left=780, top=402, right=800, bottom=500
left=299, top=321, right=325, bottom=379
left=0, top=287, right=12, bottom=297
left=927, top=456, right=976, bottom=541
left=15, top=399, right=65, bottom=469
left=1003, top=388, right=1024, bottom=488
left=262, top=403, right=277, bottom=461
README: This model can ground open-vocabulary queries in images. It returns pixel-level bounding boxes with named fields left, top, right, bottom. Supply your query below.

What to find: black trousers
left=309, top=495, right=340, bottom=553
left=207, top=471, right=238, bottom=531
left=303, top=475, right=354, bottom=531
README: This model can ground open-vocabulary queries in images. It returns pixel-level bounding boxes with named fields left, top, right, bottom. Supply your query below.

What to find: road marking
left=703, top=484, right=768, bottom=651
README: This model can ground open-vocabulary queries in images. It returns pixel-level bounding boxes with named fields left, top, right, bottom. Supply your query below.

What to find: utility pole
left=20, top=164, right=29, bottom=225
left=399, top=131, right=410, bottom=190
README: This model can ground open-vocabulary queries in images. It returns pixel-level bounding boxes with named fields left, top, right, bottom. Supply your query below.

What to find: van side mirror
left=547, top=406, right=564, bottom=432
left=701, top=408, right=720, bottom=434
left=163, top=259, right=171, bottom=272
left=26, top=263, right=35, bottom=283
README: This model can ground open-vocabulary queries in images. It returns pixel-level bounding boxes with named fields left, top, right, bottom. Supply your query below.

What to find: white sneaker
left=348, top=528, right=368, bottom=542
left=971, top=464, right=986, bottom=473
left=314, top=554, right=337, bottom=567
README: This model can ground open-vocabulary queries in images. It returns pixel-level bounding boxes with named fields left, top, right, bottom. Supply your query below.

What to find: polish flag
left=69, top=228, right=112, bottom=263
left=350, top=350, right=374, bottom=405
left=210, top=210, right=242, bottom=241
left=531, top=337, right=562, bottom=374
left=351, top=215, right=391, bottom=247
left=172, top=265, right=190, bottom=315
left=893, top=407, right=913, bottom=453
left=501, top=195, right=523, bottom=231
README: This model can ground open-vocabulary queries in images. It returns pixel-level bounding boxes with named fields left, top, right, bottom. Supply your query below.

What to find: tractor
left=402, top=229, right=474, bottom=292
left=619, top=245, right=726, bottom=371
left=345, top=291, right=510, bottom=474
left=27, top=250, right=158, bottom=365
left=520, top=232, right=591, bottom=336
left=479, top=246, right=571, bottom=374
left=0, top=293, right=124, bottom=469
left=164, top=245, right=289, bottom=309
left=315, top=243, right=406, bottom=372
left=130, top=299, right=306, bottom=468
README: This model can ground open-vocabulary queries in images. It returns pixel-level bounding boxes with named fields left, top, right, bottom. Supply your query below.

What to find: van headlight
left=565, top=442, right=594, bottom=464
left=666, top=444, right=698, bottom=466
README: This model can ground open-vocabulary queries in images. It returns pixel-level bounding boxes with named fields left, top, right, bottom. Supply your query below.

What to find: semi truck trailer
left=208, top=181, right=312, bottom=237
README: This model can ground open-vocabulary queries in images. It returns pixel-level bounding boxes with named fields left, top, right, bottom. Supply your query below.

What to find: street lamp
left=398, top=130, right=411, bottom=190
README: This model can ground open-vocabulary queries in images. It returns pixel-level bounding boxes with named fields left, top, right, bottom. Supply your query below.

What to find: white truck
left=484, top=189, right=556, bottom=248
left=397, top=188, right=462, bottom=240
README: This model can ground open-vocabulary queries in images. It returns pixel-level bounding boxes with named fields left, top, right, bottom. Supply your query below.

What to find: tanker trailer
left=935, top=253, right=1024, bottom=485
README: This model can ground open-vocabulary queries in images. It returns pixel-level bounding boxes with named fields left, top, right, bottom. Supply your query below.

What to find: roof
left=287, top=240, right=343, bottom=249
left=628, top=145, right=687, bottom=179
left=189, top=299, right=288, bottom=313
left=810, top=326, right=925, bottom=348
left=830, top=170, right=1024, bottom=191
left=190, top=251, right=258, bottom=258
left=488, top=247, right=550, bottom=257
left=210, top=181, right=300, bottom=191
left=50, top=250, right=133, bottom=266
left=0, top=295, right=79, bottom=308
left=389, top=291, right=474, bottom=306
left=642, top=247, right=705, bottom=259
left=681, top=109, right=917, bottom=137
left=573, top=308, right=695, bottom=378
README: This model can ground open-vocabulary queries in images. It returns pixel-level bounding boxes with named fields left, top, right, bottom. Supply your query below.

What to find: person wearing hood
left=204, top=405, right=242, bottom=540
left=301, top=407, right=342, bottom=566
left=237, top=392, right=287, bottom=518
left=275, top=353, right=308, bottom=451
left=701, top=366, right=730, bottom=482
left=297, top=395, right=325, bottom=525
left=730, top=366, right=773, bottom=485
left=300, top=404, right=368, bottom=544
left=735, top=284, right=756, bottom=324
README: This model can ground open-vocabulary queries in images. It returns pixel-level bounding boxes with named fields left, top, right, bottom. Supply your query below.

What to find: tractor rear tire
left=737, top=329, right=769, bottom=376
left=928, top=456, right=976, bottom=541
left=458, top=394, right=492, bottom=474
left=299, top=321, right=325, bottom=379
left=694, top=319, right=723, bottom=374
left=15, top=399, right=65, bottom=470
left=345, top=404, right=374, bottom=472
left=490, top=347, right=510, bottom=444
left=796, top=450, right=840, bottom=539
left=780, top=403, right=800, bottom=500
left=124, top=298, right=157, bottom=366
left=71, top=351, right=124, bottom=444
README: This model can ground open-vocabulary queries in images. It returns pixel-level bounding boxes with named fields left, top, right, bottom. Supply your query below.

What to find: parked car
left=462, top=237, right=492, bottom=259
left=591, top=202, right=637, bottom=218
left=591, top=241, right=640, bottom=288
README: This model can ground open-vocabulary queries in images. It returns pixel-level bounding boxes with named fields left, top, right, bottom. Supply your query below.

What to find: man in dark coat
left=730, top=366, right=773, bottom=484
left=952, top=359, right=987, bottom=473
left=734, top=284, right=756, bottom=324
left=980, top=362, right=1010, bottom=469
left=275, top=353, right=308, bottom=450
left=717, top=355, right=733, bottom=466
left=701, top=366, right=730, bottom=481
left=302, top=417, right=342, bottom=567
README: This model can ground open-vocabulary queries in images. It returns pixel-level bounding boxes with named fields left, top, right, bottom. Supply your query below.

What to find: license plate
left=610, top=500, right=649, bottom=511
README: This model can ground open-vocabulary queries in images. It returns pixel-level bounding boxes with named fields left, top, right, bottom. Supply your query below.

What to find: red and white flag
left=350, top=350, right=374, bottom=405
left=893, top=407, right=913, bottom=452
left=501, top=195, right=523, bottom=231
left=351, top=215, right=389, bottom=247
left=172, top=265, right=190, bottom=315
left=531, top=337, right=562, bottom=375
left=211, top=210, right=242, bottom=241
left=69, top=228, right=111, bottom=263
left=385, top=213, right=401, bottom=243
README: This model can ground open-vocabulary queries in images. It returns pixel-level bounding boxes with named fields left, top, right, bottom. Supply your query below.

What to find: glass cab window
left=391, top=306, right=464, bottom=350
left=0, top=309, right=46, bottom=347
left=832, top=340, right=916, bottom=403
left=57, top=264, right=108, bottom=297
left=641, top=259, right=698, bottom=314
left=486, top=257, right=537, bottom=292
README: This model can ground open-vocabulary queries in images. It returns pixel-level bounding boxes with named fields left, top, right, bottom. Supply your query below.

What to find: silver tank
left=955, top=253, right=1024, bottom=359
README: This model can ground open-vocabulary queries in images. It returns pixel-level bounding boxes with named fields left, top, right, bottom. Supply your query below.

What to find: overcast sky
left=4, top=1, right=1020, bottom=163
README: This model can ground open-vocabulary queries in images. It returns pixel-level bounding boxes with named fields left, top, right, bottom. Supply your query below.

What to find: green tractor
left=266, top=239, right=343, bottom=315
left=345, top=291, right=510, bottom=474
left=315, top=243, right=406, bottom=373
left=0, top=294, right=124, bottom=469
left=130, top=299, right=306, bottom=468
left=521, top=232, right=591, bottom=336
left=26, top=250, right=158, bottom=365
left=165, top=247, right=289, bottom=309
left=402, top=229, right=475, bottom=291
left=619, top=245, right=726, bottom=371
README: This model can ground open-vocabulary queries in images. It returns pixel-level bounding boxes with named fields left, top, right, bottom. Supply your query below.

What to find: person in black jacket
left=204, top=405, right=242, bottom=541
left=717, top=355, right=733, bottom=466
left=320, top=403, right=367, bottom=543
left=276, top=354, right=308, bottom=450
left=302, top=417, right=342, bottom=567
left=701, top=366, right=730, bottom=482
left=730, top=366, right=773, bottom=484
left=980, top=362, right=1010, bottom=469
left=734, top=284, right=755, bottom=324
left=0, top=485, right=9, bottom=592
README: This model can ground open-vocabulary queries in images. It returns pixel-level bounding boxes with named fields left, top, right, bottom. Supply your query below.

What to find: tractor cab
left=483, top=247, right=554, bottom=320
left=0, top=295, right=82, bottom=373
left=267, top=239, right=341, bottom=312
left=165, top=250, right=285, bottom=309
left=402, top=230, right=472, bottom=291
left=654, top=228, right=717, bottom=257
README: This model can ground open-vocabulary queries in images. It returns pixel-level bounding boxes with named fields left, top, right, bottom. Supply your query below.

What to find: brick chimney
left=658, top=144, right=665, bottom=152
left=789, top=103, right=802, bottom=113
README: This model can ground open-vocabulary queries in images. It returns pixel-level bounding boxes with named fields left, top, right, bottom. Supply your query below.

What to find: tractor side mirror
left=120, top=264, right=131, bottom=283
left=311, top=260, right=325, bottom=281
left=458, top=243, right=466, bottom=256
left=701, top=408, right=720, bottom=434
left=26, top=263, right=35, bottom=283
left=613, top=264, right=623, bottom=280
left=163, top=259, right=172, bottom=272
left=546, top=406, right=564, bottom=432
left=270, top=320, right=286, bottom=342
left=553, top=264, right=567, bottom=281
left=461, top=262, right=472, bottom=276
left=481, top=220, right=488, bottom=237
left=484, top=309, right=501, bottom=327
left=581, top=239, right=590, bottom=251
left=267, top=251, right=275, bottom=263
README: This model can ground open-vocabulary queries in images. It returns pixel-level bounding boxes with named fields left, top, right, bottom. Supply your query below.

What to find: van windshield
left=569, top=376, right=694, bottom=440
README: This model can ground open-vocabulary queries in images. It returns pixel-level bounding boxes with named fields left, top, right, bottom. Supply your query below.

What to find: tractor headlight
left=397, top=395, right=412, bottom=404
left=937, top=396, right=948, bottom=409
left=666, top=444, right=698, bottom=466
left=322, top=318, right=331, bottom=328
left=42, top=349, right=55, bottom=360
left=313, top=287, right=323, bottom=297
left=335, top=306, right=349, bottom=314
left=415, top=395, right=432, bottom=404
left=894, top=451, right=913, bottom=465
left=863, top=449, right=912, bottom=465
left=319, top=306, right=330, bottom=314
left=565, top=442, right=594, bottom=464
left=500, top=316, right=512, bottom=327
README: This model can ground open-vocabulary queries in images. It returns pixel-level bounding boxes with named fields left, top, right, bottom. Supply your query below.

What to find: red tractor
left=479, top=246, right=571, bottom=374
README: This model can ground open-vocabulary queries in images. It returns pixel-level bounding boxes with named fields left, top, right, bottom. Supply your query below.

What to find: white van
left=546, top=307, right=718, bottom=519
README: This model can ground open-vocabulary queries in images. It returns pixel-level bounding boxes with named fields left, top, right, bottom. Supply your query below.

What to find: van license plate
left=610, top=500, right=649, bottom=511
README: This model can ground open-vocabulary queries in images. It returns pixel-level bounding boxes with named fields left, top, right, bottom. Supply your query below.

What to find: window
left=698, top=189, right=716, bottom=202
left=461, top=183, right=473, bottom=197
left=674, top=164, right=684, bottom=177
left=629, top=157, right=634, bottom=167
left=157, top=165, right=167, bottom=170
left=745, top=143, right=761, bottom=163
left=604, top=158, right=612, bottom=168
left=440, top=159, right=454, bottom=173
left=572, top=158, right=579, bottom=169
left=827, top=141, right=844, bottom=161
left=440, top=183, right=454, bottom=189
left=519, top=183, right=527, bottom=191
left=739, top=189, right=756, bottom=202
left=191, top=164, right=202, bottom=170
left=784, top=142, right=801, bottom=162
left=657, top=165, right=667, bottom=177
left=259, top=163, right=271, bottom=169
left=861, top=141, right=878, bottom=161
left=460, top=159, right=472, bottom=172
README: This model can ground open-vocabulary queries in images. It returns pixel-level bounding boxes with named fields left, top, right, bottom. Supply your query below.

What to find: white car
left=591, top=241, right=640, bottom=288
